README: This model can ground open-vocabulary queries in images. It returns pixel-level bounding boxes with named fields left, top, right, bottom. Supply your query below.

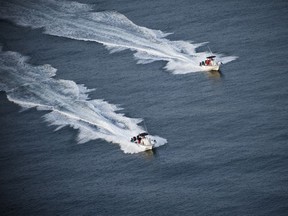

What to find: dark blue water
left=1, top=0, right=288, bottom=215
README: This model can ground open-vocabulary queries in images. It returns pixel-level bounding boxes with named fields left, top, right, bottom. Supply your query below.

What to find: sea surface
left=0, top=0, right=288, bottom=215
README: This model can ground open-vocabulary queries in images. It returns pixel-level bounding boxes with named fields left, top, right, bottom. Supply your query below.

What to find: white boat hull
left=138, top=143, right=153, bottom=150
left=136, top=136, right=156, bottom=150
left=201, top=64, right=220, bottom=71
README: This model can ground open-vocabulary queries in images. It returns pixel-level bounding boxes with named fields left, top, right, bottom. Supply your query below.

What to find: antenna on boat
left=143, top=119, right=149, bottom=133
left=207, top=45, right=213, bottom=55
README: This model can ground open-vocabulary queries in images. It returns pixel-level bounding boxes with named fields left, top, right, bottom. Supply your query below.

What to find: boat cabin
left=130, top=132, right=149, bottom=143
left=200, top=56, right=216, bottom=66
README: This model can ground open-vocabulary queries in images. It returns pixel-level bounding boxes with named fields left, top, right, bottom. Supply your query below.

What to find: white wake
left=0, top=49, right=167, bottom=153
left=0, top=0, right=237, bottom=74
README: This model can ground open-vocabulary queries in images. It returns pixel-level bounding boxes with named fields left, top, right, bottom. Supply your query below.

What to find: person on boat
left=205, top=59, right=211, bottom=66
left=137, top=135, right=141, bottom=144
left=131, top=136, right=136, bottom=142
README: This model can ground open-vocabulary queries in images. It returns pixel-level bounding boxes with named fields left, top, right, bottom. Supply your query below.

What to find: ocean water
left=0, top=0, right=288, bottom=215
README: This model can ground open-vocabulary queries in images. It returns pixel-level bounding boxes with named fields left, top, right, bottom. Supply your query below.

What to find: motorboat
left=199, top=55, right=222, bottom=71
left=130, top=132, right=157, bottom=150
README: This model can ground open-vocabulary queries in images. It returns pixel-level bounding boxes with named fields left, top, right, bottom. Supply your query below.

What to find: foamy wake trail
left=0, top=0, right=237, bottom=74
left=0, top=49, right=167, bottom=153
